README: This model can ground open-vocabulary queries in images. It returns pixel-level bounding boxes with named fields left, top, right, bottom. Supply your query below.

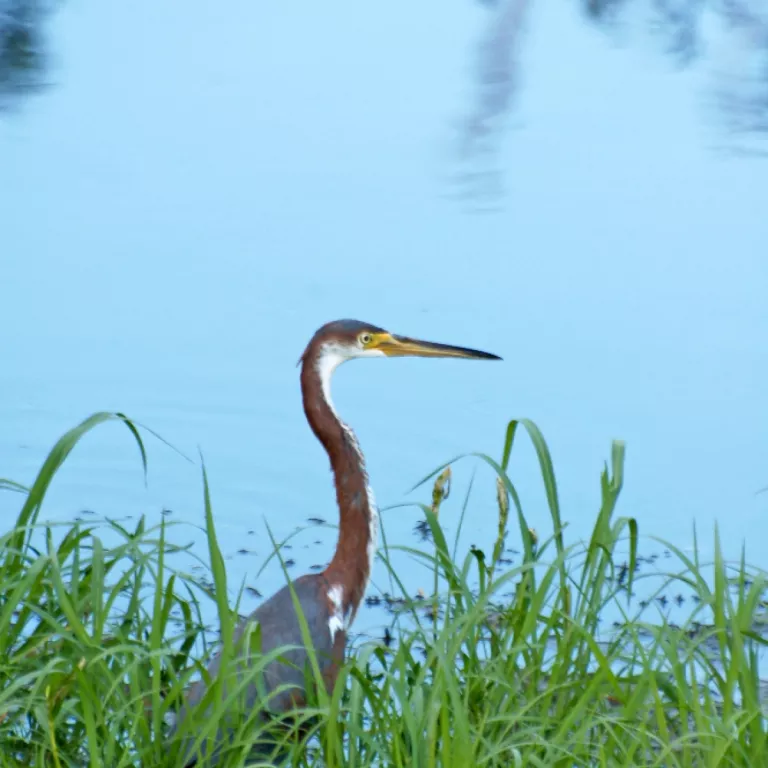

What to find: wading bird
left=168, top=319, right=500, bottom=765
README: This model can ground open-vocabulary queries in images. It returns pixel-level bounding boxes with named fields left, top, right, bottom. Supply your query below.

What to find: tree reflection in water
left=0, top=0, right=50, bottom=110
left=2, top=0, right=766, bottom=164
left=457, top=0, right=768, bottom=202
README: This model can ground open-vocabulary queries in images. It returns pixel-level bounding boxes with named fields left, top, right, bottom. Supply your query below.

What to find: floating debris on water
left=413, top=518, right=432, bottom=541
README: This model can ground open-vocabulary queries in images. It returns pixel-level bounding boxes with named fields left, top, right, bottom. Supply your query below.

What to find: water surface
left=1, top=0, right=767, bottom=636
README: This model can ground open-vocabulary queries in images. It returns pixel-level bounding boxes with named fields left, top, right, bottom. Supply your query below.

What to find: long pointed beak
left=376, top=333, right=501, bottom=361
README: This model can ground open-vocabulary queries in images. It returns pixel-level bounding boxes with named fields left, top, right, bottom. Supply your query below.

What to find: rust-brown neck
left=300, top=348, right=374, bottom=624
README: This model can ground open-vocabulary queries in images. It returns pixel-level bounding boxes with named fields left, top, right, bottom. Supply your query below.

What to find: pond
left=1, top=0, right=767, bottom=639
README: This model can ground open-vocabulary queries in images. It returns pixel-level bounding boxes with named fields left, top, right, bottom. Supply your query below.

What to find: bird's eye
left=359, top=332, right=373, bottom=346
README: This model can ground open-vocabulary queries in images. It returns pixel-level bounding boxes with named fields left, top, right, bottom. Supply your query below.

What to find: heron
left=167, top=319, right=500, bottom=765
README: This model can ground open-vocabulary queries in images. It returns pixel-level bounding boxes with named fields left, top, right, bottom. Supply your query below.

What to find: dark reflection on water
left=0, top=0, right=50, bottom=110
left=644, top=0, right=768, bottom=139
left=457, top=0, right=768, bottom=201
left=3, top=0, right=767, bottom=155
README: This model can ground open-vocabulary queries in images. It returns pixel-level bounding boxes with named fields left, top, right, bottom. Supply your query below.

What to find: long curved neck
left=300, top=347, right=378, bottom=625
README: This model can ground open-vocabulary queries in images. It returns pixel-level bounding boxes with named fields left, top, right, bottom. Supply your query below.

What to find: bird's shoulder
left=235, top=572, right=332, bottom=648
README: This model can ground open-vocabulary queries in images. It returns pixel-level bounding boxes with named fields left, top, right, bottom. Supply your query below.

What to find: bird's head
left=299, top=319, right=501, bottom=370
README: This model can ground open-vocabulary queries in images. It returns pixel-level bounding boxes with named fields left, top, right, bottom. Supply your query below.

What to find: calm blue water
left=1, top=0, right=767, bottom=636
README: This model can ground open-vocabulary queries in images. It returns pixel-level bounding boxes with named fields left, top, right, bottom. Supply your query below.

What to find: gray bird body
left=168, top=573, right=344, bottom=766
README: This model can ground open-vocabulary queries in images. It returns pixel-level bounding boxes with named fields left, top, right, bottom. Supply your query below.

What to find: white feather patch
left=327, top=584, right=344, bottom=642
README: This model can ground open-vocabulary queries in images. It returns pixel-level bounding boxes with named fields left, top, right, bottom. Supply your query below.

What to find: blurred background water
left=1, top=0, right=767, bottom=637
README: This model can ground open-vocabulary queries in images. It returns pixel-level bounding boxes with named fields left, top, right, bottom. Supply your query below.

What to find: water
left=1, top=0, right=767, bottom=639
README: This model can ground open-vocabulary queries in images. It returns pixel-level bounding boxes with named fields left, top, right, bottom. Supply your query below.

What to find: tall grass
left=0, top=412, right=766, bottom=767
